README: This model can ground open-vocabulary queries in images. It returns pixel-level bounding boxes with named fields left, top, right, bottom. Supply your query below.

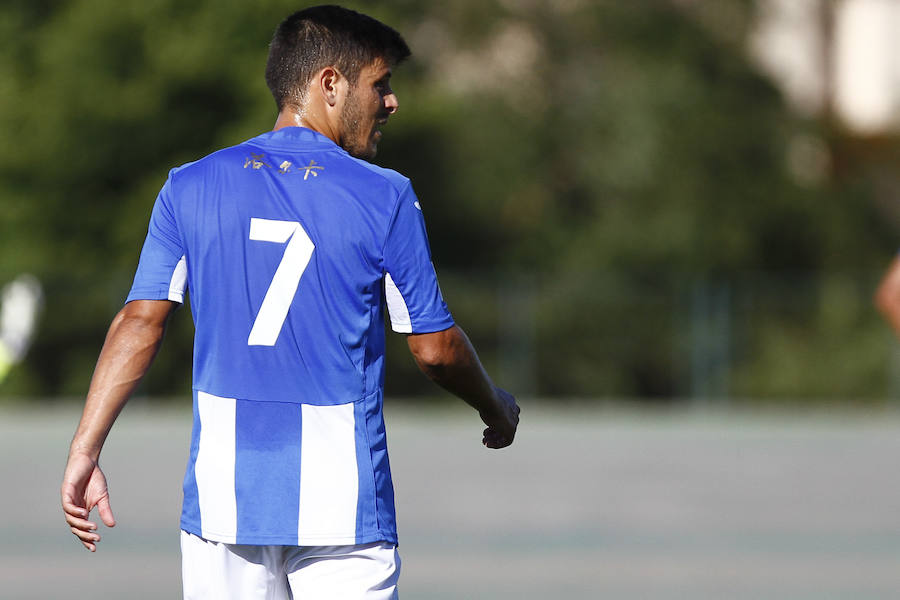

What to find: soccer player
left=60, top=6, right=520, bottom=599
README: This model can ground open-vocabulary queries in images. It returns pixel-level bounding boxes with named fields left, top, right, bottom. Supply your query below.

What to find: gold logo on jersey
left=243, top=153, right=270, bottom=170
left=300, top=160, right=324, bottom=180
left=243, top=155, right=323, bottom=180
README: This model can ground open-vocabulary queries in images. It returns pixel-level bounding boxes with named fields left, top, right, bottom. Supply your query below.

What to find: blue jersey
left=127, top=127, right=454, bottom=546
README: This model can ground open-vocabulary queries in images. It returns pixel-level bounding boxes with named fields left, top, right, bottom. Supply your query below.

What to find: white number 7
left=248, top=218, right=315, bottom=346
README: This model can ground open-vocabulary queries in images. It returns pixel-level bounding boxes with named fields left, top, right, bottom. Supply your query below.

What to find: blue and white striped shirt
left=127, top=127, right=453, bottom=545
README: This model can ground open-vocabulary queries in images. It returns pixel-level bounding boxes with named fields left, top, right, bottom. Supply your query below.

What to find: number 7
left=248, top=218, right=315, bottom=346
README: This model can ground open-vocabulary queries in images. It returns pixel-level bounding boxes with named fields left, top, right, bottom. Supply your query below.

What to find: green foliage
left=1, top=0, right=899, bottom=401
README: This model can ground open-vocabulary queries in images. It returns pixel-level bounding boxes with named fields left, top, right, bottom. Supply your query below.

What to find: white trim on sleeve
left=384, top=272, right=412, bottom=333
left=168, top=255, right=187, bottom=303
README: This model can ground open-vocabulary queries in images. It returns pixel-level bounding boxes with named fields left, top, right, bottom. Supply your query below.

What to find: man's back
left=127, top=126, right=453, bottom=545
left=131, top=126, right=450, bottom=404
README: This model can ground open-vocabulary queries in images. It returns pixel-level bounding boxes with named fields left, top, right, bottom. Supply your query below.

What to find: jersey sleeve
left=125, top=173, right=188, bottom=304
left=383, top=183, right=454, bottom=334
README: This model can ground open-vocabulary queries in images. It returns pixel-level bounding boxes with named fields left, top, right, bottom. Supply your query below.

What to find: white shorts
left=181, top=531, right=400, bottom=600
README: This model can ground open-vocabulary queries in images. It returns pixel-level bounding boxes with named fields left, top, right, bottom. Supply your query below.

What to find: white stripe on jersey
left=384, top=272, right=412, bottom=333
left=298, top=403, right=359, bottom=543
left=168, top=255, right=187, bottom=303
left=195, top=391, right=238, bottom=543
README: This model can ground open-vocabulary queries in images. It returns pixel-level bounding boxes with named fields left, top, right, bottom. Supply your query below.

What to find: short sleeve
left=383, top=183, right=454, bottom=334
left=126, top=174, right=188, bottom=304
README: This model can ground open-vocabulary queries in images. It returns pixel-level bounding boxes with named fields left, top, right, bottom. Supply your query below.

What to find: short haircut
left=265, top=5, right=411, bottom=111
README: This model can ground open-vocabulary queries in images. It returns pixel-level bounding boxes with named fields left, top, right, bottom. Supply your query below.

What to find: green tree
left=2, top=0, right=898, bottom=401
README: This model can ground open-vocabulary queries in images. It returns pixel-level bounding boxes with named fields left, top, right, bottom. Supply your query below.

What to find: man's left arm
left=61, top=299, right=176, bottom=551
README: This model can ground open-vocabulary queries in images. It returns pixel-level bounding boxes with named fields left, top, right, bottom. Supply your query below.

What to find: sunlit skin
left=273, top=57, right=399, bottom=160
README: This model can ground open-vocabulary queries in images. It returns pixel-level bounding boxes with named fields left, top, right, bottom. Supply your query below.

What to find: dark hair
left=265, top=5, right=411, bottom=111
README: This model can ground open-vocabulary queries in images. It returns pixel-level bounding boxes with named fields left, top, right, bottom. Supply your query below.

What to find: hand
left=61, top=452, right=116, bottom=552
left=480, top=387, right=520, bottom=449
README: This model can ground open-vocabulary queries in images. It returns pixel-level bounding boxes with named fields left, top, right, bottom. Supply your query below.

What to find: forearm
left=409, top=326, right=500, bottom=416
left=69, top=302, right=170, bottom=460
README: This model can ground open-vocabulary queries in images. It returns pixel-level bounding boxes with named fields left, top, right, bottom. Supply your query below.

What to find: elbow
left=408, top=326, right=462, bottom=377
left=109, top=300, right=173, bottom=339
left=112, top=308, right=159, bottom=334
left=410, top=343, right=452, bottom=375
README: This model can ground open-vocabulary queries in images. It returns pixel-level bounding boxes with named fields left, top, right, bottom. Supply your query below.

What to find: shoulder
left=166, top=142, right=251, bottom=183
left=342, top=157, right=411, bottom=196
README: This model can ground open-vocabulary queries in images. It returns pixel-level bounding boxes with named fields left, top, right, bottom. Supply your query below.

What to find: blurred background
left=4, top=0, right=900, bottom=403
left=4, top=0, right=900, bottom=598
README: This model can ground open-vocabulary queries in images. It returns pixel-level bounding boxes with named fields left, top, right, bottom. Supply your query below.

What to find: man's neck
left=273, top=107, right=340, bottom=146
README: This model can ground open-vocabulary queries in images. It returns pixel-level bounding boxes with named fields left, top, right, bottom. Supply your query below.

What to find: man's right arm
left=407, top=325, right=520, bottom=448
left=61, top=299, right=176, bottom=551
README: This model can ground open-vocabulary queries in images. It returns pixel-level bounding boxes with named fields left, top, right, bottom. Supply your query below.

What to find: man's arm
left=407, top=325, right=520, bottom=448
left=61, top=299, right=176, bottom=551
left=875, top=256, right=900, bottom=338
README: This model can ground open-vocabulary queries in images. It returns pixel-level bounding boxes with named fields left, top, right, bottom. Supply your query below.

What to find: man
left=61, top=6, right=519, bottom=599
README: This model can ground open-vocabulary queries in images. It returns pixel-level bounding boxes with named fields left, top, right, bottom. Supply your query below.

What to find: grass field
left=3, top=401, right=900, bottom=599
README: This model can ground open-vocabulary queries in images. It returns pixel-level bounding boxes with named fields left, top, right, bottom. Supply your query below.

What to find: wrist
left=68, top=439, right=102, bottom=462
left=477, top=387, right=503, bottom=419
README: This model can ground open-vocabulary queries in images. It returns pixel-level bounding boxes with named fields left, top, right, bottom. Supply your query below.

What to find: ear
left=317, top=67, right=347, bottom=108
